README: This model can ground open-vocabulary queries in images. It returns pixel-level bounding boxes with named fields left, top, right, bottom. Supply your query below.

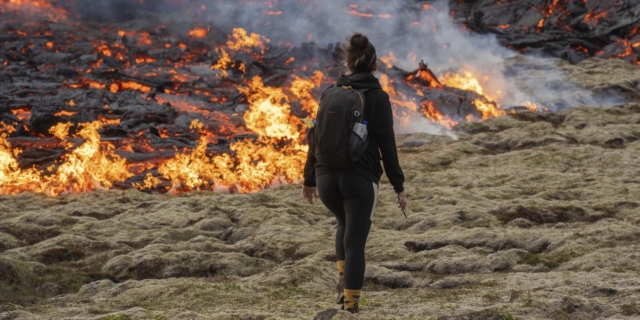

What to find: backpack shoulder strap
left=356, top=88, right=373, bottom=123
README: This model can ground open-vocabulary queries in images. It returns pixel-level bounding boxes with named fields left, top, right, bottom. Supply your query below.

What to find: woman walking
left=302, top=33, right=407, bottom=314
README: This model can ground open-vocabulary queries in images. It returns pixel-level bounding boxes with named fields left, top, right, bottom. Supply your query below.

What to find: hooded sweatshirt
left=303, top=72, right=405, bottom=193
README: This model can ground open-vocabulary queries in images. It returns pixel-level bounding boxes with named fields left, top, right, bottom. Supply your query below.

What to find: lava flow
left=0, top=0, right=579, bottom=195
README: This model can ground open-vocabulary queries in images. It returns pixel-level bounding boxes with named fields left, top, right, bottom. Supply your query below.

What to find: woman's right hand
left=302, top=186, right=318, bottom=204
left=397, top=191, right=408, bottom=210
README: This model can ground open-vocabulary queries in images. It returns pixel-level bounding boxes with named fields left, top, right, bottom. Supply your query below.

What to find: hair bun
left=350, top=33, right=369, bottom=49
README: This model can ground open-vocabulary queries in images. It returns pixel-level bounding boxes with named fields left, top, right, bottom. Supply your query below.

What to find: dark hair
left=343, top=33, right=377, bottom=73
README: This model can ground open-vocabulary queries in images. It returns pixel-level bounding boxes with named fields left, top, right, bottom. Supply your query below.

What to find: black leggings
left=317, top=171, right=378, bottom=290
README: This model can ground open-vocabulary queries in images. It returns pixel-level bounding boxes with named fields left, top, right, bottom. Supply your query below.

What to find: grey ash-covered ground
left=2, top=56, right=640, bottom=319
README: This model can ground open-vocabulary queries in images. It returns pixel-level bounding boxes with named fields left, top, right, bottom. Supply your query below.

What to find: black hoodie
left=303, top=72, right=405, bottom=193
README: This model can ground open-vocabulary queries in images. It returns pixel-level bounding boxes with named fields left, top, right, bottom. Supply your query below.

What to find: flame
left=47, top=122, right=130, bottom=195
left=290, top=76, right=319, bottom=116
left=49, top=122, right=71, bottom=140
left=380, top=74, right=457, bottom=129
left=380, top=52, right=396, bottom=68
left=132, top=173, right=162, bottom=190
left=440, top=72, right=505, bottom=120
left=417, top=69, right=444, bottom=89
left=226, top=28, right=269, bottom=51
left=440, top=72, right=485, bottom=95
left=211, top=48, right=232, bottom=77
left=0, top=123, right=41, bottom=194
left=311, top=70, right=324, bottom=87
left=471, top=99, right=504, bottom=120
left=154, top=76, right=312, bottom=193
left=421, top=101, right=457, bottom=129
left=239, top=76, right=301, bottom=140
left=0, top=121, right=132, bottom=195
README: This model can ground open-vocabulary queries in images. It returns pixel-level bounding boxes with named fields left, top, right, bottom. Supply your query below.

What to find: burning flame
left=0, top=121, right=131, bottom=196
left=239, top=76, right=302, bottom=140
left=226, top=28, right=269, bottom=51
left=440, top=72, right=505, bottom=120
left=155, top=76, right=312, bottom=193
left=290, top=76, right=319, bottom=116
left=380, top=74, right=457, bottom=129
left=380, top=52, right=397, bottom=69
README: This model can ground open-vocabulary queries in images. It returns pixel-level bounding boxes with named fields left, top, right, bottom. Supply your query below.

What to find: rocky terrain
left=2, top=57, right=640, bottom=319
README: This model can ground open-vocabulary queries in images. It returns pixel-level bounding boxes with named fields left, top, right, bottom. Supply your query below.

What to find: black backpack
left=312, top=85, right=371, bottom=169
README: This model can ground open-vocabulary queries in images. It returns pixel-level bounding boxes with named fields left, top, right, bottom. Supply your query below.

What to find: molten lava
left=0, top=0, right=544, bottom=196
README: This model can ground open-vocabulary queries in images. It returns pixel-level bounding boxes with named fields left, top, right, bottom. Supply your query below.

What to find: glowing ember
left=54, top=110, right=78, bottom=117
left=584, top=11, right=607, bottom=24
left=349, top=10, right=374, bottom=18
left=189, top=28, right=208, bottom=38
left=10, top=107, right=31, bottom=121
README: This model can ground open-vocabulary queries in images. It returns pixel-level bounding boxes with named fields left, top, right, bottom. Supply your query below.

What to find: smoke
left=188, top=0, right=608, bottom=111
left=394, top=117, right=458, bottom=140
left=63, top=0, right=615, bottom=131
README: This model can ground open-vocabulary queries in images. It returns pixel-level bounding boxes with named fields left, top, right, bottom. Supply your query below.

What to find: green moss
left=253, top=193, right=277, bottom=203
left=269, top=286, right=308, bottom=299
left=167, top=229, right=200, bottom=242
left=98, top=314, right=133, bottom=320
left=494, top=309, right=518, bottom=320
left=482, top=292, right=501, bottom=303
left=517, top=252, right=573, bottom=269
left=621, top=302, right=639, bottom=316
left=0, top=259, right=110, bottom=304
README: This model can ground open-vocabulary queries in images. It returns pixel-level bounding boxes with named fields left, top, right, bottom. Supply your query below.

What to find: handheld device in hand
left=397, top=193, right=407, bottom=219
